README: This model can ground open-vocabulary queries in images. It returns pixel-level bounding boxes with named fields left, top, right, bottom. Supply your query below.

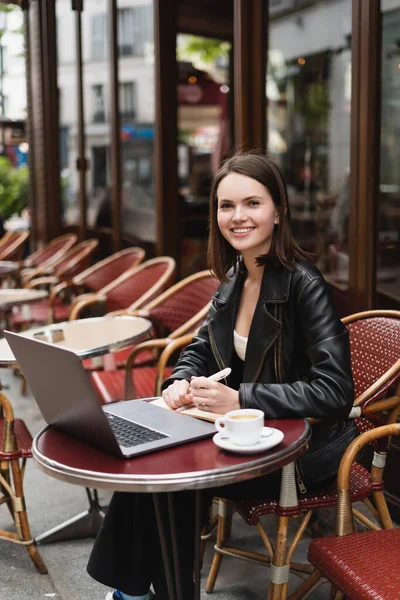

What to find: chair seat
left=0, top=418, right=33, bottom=459
left=233, top=463, right=378, bottom=523
left=11, top=298, right=70, bottom=326
left=83, top=348, right=155, bottom=371
left=308, top=528, right=400, bottom=600
left=91, top=367, right=174, bottom=404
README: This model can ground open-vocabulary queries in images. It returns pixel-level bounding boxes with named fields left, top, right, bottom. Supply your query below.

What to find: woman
left=88, top=153, right=356, bottom=600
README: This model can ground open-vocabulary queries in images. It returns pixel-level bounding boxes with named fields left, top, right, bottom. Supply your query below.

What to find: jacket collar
left=210, top=262, right=293, bottom=382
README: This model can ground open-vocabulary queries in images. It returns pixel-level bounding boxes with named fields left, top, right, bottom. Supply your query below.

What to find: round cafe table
left=33, top=418, right=311, bottom=600
left=2, top=315, right=152, bottom=544
left=0, top=314, right=152, bottom=367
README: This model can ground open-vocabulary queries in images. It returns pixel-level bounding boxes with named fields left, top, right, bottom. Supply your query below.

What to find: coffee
left=230, top=415, right=257, bottom=420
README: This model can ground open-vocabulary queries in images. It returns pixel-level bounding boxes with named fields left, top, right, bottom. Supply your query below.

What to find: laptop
left=5, top=330, right=215, bottom=459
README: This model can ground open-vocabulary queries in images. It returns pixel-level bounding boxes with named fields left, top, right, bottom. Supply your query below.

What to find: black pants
left=87, top=471, right=282, bottom=599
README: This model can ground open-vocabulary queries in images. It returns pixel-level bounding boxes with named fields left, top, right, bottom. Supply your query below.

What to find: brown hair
left=207, top=151, right=313, bottom=281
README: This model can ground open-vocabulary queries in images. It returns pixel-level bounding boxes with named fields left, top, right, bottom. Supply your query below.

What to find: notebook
left=4, top=330, right=216, bottom=459
left=151, top=397, right=222, bottom=423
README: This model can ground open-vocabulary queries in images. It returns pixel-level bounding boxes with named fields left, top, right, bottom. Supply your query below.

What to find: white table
left=0, top=315, right=152, bottom=367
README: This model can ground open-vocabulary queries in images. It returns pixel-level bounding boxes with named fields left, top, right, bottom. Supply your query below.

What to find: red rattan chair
left=22, top=233, right=77, bottom=270
left=0, top=390, right=47, bottom=573
left=92, top=333, right=194, bottom=404
left=205, top=310, right=400, bottom=598
left=68, top=256, right=176, bottom=321
left=11, top=239, right=99, bottom=328
left=302, top=423, right=400, bottom=600
left=14, top=246, right=145, bottom=325
left=90, top=271, right=219, bottom=403
left=0, top=231, right=29, bottom=262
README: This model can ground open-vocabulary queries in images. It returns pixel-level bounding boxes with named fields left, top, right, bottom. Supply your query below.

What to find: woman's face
left=216, top=172, right=279, bottom=260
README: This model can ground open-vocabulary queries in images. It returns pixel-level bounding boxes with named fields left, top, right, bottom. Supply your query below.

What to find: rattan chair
left=0, top=390, right=47, bottom=573
left=67, top=256, right=176, bottom=321
left=22, top=233, right=77, bottom=270
left=11, top=239, right=99, bottom=328
left=90, top=270, right=219, bottom=403
left=205, top=310, right=400, bottom=599
left=302, top=423, right=400, bottom=600
left=0, top=230, right=29, bottom=262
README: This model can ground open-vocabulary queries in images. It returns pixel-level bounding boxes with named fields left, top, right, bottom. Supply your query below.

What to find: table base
left=35, top=488, right=105, bottom=545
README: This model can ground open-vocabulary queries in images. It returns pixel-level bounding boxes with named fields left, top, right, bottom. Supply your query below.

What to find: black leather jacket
left=163, top=260, right=357, bottom=485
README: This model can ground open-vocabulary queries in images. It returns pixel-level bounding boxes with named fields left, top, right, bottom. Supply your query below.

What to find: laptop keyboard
left=106, top=412, right=169, bottom=448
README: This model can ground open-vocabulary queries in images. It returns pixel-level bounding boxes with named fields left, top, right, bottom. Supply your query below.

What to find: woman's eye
left=248, top=200, right=260, bottom=207
left=219, top=203, right=232, bottom=210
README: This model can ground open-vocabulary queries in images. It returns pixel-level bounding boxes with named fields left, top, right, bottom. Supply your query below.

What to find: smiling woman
left=87, top=152, right=357, bottom=600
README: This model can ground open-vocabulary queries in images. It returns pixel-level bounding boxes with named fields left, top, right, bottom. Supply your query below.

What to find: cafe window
left=119, top=82, right=136, bottom=120
left=378, top=1, right=400, bottom=306
left=91, top=13, right=108, bottom=61
left=92, top=84, right=106, bottom=123
left=118, top=6, right=153, bottom=57
left=267, top=0, right=352, bottom=315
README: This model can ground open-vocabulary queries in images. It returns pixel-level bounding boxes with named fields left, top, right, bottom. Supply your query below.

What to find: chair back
left=342, top=310, right=400, bottom=406
left=102, top=256, right=176, bottom=313
left=0, top=230, right=29, bottom=261
left=54, top=239, right=99, bottom=279
left=73, top=247, right=145, bottom=292
left=141, top=270, right=219, bottom=337
left=24, top=233, right=77, bottom=268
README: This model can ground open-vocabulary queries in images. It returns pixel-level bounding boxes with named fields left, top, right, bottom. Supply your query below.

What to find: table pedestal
left=35, top=488, right=105, bottom=545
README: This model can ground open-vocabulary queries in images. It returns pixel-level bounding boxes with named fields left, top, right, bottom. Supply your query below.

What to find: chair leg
left=205, top=499, right=232, bottom=593
left=10, top=459, right=47, bottom=573
left=269, top=515, right=289, bottom=600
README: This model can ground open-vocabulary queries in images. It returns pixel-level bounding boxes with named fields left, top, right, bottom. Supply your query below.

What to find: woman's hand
left=162, top=379, right=191, bottom=410
left=189, top=376, right=240, bottom=414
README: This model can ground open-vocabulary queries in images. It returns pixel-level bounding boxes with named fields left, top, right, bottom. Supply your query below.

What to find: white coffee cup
left=215, top=409, right=266, bottom=446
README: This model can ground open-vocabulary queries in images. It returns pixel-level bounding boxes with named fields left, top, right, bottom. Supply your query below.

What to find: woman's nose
left=232, top=206, right=247, bottom=222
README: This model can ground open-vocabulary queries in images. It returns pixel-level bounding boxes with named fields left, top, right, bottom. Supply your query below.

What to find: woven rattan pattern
left=0, top=418, right=33, bottom=459
left=346, top=318, right=400, bottom=398
left=106, top=264, right=169, bottom=313
left=309, top=528, right=400, bottom=600
left=80, top=252, right=142, bottom=292
left=148, top=277, right=219, bottom=333
left=232, top=463, right=377, bottom=524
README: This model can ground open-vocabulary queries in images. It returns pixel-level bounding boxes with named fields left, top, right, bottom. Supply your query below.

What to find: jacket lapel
left=209, top=263, right=292, bottom=382
left=243, top=266, right=292, bottom=382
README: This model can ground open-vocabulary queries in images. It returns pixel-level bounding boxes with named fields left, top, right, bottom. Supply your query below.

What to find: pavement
left=0, top=367, right=382, bottom=600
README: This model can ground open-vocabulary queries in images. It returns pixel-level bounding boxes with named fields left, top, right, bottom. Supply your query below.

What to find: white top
left=233, top=329, right=248, bottom=361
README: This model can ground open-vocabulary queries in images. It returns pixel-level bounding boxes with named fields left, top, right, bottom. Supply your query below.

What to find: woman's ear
left=274, top=213, right=279, bottom=225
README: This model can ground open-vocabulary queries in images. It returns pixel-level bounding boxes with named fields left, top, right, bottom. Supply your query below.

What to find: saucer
left=213, top=427, right=284, bottom=455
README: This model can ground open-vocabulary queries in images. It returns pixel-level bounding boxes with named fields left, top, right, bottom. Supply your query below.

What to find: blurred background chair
left=0, top=390, right=47, bottom=573
left=19, top=233, right=77, bottom=282
left=0, top=231, right=29, bottom=262
left=93, top=332, right=195, bottom=404
left=303, top=423, right=400, bottom=600
left=11, top=239, right=99, bottom=329
left=205, top=310, right=400, bottom=597
left=15, top=246, right=145, bottom=326
left=90, top=270, right=219, bottom=403
left=68, top=256, right=176, bottom=322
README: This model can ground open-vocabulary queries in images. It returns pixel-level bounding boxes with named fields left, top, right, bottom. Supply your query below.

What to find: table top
left=0, top=315, right=152, bottom=366
left=32, top=419, right=311, bottom=493
left=0, top=261, right=19, bottom=276
left=0, top=288, right=48, bottom=309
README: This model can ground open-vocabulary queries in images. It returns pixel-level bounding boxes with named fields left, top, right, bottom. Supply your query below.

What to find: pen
left=176, top=367, right=232, bottom=412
